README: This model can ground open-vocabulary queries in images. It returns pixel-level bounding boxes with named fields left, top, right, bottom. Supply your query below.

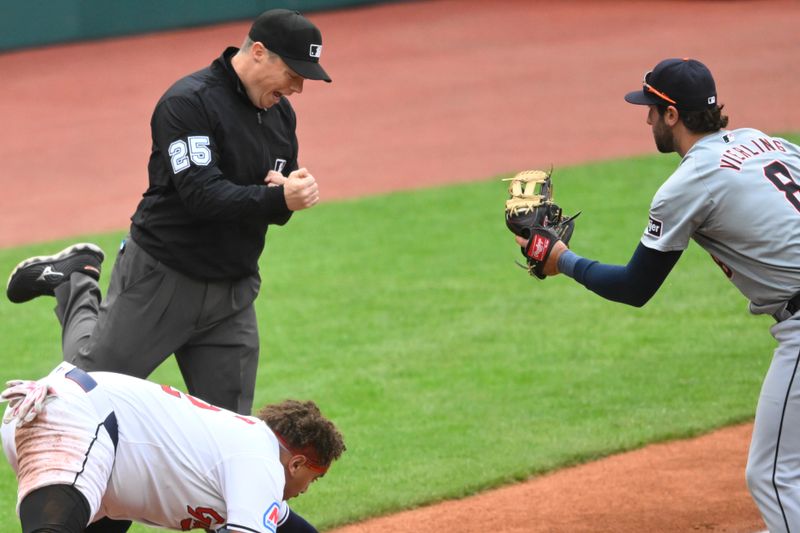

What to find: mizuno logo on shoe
left=37, top=265, right=64, bottom=283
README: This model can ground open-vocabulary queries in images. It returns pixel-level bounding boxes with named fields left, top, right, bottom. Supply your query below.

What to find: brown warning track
left=2, top=0, right=799, bottom=531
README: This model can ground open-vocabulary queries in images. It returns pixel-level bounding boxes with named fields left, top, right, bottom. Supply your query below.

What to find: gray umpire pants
left=746, top=314, right=800, bottom=532
left=53, top=237, right=260, bottom=415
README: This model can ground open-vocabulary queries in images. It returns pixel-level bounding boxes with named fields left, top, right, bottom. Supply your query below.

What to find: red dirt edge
left=328, top=423, right=763, bottom=533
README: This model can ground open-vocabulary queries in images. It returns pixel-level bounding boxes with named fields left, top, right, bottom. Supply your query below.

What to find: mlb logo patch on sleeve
left=646, top=216, right=663, bottom=238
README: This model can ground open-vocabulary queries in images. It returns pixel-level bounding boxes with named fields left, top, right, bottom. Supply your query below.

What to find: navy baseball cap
left=248, top=9, right=331, bottom=83
left=625, top=58, right=716, bottom=111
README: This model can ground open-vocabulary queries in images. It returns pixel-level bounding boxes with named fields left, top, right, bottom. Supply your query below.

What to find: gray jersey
left=641, top=128, right=800, bottom=315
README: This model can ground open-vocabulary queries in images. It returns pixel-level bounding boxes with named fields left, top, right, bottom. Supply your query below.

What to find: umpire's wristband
left=557, top=249, right=581, bottom=278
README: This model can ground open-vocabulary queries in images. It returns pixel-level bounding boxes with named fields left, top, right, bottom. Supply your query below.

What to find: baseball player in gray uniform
left=516, top=58, right=800, bottom=531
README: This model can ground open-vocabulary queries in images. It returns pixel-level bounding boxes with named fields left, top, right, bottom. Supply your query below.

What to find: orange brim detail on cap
left=643, top=81, right=677, bottom=105
left=274, top=431, right=330, bottom=474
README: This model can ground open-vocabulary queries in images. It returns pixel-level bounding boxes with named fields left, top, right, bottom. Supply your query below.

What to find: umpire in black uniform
left=7, top=9, right=330, bottom=417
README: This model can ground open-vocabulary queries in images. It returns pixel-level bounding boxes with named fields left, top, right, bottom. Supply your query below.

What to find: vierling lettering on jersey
left=644, top=127, right=800, bottom=316
left=718, top=131, right=791, bottom=171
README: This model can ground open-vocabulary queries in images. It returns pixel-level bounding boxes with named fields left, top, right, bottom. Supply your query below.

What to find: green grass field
left=1, top=135, right=797, bottom=530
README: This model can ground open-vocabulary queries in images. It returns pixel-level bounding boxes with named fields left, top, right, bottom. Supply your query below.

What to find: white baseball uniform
left=1, top=362, right=290, bottom=532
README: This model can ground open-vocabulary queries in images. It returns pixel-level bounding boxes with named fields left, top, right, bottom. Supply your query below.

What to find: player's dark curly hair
left=257, top=399, right=346, bottom=466
left=657, top=104, right=729, bottom=133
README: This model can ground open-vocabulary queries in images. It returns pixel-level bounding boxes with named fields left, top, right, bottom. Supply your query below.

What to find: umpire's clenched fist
left=265, top=168, right=320, bottom=211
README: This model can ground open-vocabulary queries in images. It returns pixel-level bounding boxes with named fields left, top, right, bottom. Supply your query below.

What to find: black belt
left=774, top=293, right=800, bottom=323
left=65, top=367, right=119, bottom=451
left=788, top=293, right=800, bottom=316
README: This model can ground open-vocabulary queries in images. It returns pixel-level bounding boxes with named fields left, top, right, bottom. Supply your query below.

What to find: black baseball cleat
left=6, top=243, right=105, bottom=303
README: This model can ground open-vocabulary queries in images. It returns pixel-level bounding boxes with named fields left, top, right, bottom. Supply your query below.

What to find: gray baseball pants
left=53, top=237, right=260, bottom=415
left=746, top=315, right=800, bottom=532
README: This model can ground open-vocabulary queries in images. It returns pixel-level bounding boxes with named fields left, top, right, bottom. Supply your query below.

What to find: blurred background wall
left=0, top=0, right=395, bottom=51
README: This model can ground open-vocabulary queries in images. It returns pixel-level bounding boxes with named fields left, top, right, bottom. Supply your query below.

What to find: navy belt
left=65, top=367, right=119, bottom=451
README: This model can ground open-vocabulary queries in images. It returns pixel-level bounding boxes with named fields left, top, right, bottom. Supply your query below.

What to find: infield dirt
left=3, top=1, right=800, bottom=531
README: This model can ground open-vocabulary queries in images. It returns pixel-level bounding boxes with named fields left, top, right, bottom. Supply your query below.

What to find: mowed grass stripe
left=0, top=133, right=796, bottom=530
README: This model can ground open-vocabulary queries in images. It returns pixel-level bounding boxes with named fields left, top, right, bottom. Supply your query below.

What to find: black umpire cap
left=249, top=9, right=332, bottom=83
